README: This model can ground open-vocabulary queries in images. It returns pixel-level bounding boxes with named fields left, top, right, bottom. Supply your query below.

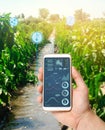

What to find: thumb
left=72, top=67, right=87, bottom=90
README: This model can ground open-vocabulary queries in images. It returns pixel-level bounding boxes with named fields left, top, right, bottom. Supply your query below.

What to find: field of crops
left=0, top=13, right=53, bottom=110
left=0, top=11, right=105, bottom=123
left=55, top=18, right=105, bottom=120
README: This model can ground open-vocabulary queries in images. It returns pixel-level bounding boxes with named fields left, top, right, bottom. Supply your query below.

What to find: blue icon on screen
left=10, top=17, right=18, bottom=27
left=32, top=32, right=43, bottom=44
left=66, top=16, right=75, bottom=26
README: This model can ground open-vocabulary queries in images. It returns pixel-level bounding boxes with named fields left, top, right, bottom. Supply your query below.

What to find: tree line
left=17, top=8, right=105, bottom=23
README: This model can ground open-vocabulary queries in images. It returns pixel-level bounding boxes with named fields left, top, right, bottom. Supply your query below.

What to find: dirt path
left=3, top=34, right=61, bottom=130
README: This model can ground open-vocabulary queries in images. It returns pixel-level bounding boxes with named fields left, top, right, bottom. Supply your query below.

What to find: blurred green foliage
left=0, top=13, right=53, bottom=107
left=55, top=18, right=105, bottom=121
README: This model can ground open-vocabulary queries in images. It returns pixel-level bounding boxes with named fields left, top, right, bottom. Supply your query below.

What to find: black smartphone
left=43, top=54, right=72, bottom=111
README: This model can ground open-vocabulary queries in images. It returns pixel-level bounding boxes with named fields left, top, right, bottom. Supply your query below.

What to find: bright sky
left=0, top=0, right=105, bottom=18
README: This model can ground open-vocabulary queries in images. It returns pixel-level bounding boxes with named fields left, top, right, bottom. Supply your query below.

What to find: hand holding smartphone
left=43, top=54, right=72, bottom=111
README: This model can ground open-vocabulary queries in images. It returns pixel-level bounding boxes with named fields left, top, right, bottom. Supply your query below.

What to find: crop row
left=55, top=19, right=105, bottom=121
left=0, top=13, right=53, bottom=108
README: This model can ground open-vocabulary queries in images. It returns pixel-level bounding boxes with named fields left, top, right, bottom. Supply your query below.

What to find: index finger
left=38, top=67, right=43, bottom=81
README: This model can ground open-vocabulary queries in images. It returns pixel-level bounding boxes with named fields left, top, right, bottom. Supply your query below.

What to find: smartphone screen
left=43, top=54, right=71, bottom=111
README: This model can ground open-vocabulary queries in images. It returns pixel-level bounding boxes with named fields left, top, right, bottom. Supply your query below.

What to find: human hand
left=37, top=67, right=91, bottom=129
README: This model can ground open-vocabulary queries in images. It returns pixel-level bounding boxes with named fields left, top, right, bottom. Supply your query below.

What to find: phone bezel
left=43, top=54, right=72, bottom=111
